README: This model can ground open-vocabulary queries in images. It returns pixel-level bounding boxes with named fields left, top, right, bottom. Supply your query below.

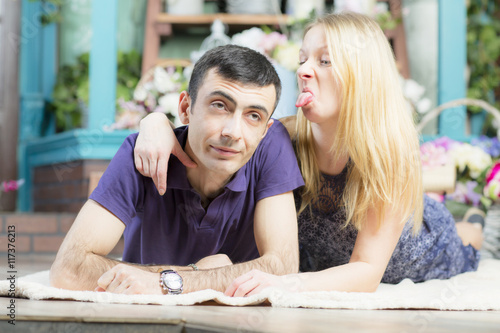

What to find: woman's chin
left=301, top=103, right=319, bottom=120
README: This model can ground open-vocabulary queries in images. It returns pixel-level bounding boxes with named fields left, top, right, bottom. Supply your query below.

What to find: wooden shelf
left=156, top=13, right=289, bottom=28
left=143, top=0, right=408, bottom=78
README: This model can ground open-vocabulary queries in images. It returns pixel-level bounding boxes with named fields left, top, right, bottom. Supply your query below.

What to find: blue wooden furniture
left=435, top=0, right=467, bottom=142
left=17, top=0, right=133, bottom=211
left=16, top=0, right=468, bottom=211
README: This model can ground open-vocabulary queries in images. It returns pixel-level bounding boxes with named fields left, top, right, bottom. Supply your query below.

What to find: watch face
left=165, top=273, right=182, bottom=289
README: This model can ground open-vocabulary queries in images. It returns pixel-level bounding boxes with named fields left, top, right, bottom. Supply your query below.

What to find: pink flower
left=259, top=32, right=287, bottom=56
left=1, top=179, right=24, bottom=193
left=486, top=161, right=500, bottom=184
left=426, top=192, right=444, bottom=203
left=420, top=143, right=448, bottom=169
left=432, top=136, right=461, bottom=151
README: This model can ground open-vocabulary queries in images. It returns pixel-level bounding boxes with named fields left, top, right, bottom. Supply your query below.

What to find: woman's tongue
left=296, top=91, right=313, bottom=107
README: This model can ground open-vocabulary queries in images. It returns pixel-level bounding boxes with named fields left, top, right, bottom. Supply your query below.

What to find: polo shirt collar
left=166, top=126, right=247, bottom=193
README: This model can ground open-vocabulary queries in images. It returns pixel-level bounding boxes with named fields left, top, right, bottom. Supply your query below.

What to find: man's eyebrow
left=209, top=90, right=270, bottom=116
left=209, top=90, right=236, bottom=105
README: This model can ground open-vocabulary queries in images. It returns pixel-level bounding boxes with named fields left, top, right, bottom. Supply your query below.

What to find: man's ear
left=261, top=118, right=274, bottom=139
left=178, top=91, right=191, bottom=125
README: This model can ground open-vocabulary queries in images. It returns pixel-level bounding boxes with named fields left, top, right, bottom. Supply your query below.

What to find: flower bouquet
left=421, top=136, right=500, bottom=217
left=111, top=65, right=190, bottom=130
left=231, top=27, right=301, bottom=71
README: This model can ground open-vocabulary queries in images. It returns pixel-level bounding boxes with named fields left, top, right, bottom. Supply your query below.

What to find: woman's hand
left=224, top=270, right=303, bottom=297
left=134, top=113, right=196, bottom=195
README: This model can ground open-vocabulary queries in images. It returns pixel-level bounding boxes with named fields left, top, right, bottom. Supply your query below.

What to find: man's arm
left=181, top=191, right=298, bottom=293
left=49, top=199, right=198, bottom=291
left=50, top=200, right=126, bottom=290
left=97, top=191, right=298, bottom=294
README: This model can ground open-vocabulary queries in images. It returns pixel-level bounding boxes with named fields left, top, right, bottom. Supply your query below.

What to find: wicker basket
left=419, top=98, right=500, bottom=193
left=482, top=204, right=500, bottom=259
left=417, top=98, right=500, bottom=137
left=137, top=59, right=191, bottom=91
left=131, top=60, right=190, bottom=127
left=418, top=98, right=500, bottom=259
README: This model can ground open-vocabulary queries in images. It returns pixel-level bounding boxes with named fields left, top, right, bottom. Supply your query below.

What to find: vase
left=226, top=0, right=280, bottom=15
left=482, top=204, right=500, bottom=259
left=166, top=0, right=204, bottom=15
left=286, top=0, right=325, bottom=19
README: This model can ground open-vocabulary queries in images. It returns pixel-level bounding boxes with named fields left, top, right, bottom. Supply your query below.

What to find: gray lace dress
left=296, top=165, right=480, bottom=283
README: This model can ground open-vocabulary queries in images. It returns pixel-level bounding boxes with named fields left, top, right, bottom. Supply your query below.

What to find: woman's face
left=297, top=25, right=342, bottom=124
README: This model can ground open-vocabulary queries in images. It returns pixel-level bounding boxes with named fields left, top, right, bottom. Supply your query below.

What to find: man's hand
left=134, top=113, right=196, bottom=195
left=224, top=269, right=304, bottom=297
left=96, top=264, right=163, bottom=295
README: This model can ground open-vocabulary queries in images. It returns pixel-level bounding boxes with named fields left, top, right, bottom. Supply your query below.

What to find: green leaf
left=76, top=80, right=90, bottom=103
left=116, top=84, right=132, bottom=102
left=444, top=200, right=471, bottom=218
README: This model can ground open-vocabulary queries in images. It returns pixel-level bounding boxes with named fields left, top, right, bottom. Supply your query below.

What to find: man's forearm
left=50, top=249, right=122, bottom=291
left=50, top=250, right=194, bottom=291
left=180, top=252, right=296, bottom=293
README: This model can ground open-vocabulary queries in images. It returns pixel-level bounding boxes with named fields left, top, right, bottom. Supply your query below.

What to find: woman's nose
left=297, top=62, right=313, bottom=81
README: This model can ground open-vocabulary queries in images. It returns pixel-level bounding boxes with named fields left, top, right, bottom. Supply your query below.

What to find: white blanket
left=1, top=259, right=500, bottom=310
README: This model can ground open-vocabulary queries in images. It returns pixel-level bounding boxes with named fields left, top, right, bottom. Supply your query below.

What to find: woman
left=134, top=12, right=484, bottom=295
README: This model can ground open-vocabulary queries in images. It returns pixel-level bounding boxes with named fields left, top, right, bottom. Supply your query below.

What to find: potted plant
left=49, top=50, right=141, bottom=132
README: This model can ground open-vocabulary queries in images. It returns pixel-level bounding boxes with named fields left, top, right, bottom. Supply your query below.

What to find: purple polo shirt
left=90, top=120, right=304, bottom=266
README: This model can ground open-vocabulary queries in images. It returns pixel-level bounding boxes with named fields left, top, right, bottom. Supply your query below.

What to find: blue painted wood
left=25, top=130, right=134, bottom=167
left=19, top=0, right=44, bottom=141
left=420, top=134, right=475, bottom=144
left=19, top=129, right=133, bottom=211
left=438, top=0, right=467, bottom=139
left=470, top=110, right=487, bottom=136
left=41, top=19, right=57, bottom=136
left=18, top=0, right=44, bottom=211
left=88, top=0, right=118, bottom=131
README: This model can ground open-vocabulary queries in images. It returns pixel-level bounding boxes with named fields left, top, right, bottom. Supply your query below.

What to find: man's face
left=179, top=69, right=276, bottom=178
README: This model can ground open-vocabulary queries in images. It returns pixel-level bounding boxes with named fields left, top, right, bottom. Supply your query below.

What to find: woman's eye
left=320, top=59, right=331, bottom=66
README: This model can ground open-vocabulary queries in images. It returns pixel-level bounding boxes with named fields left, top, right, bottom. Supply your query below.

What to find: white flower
left=154, top=67, right=176, bottom=94
left=231, top=27, right=266, bottom=53
left=158, top=93, right=180, bottom=116
left=403, top=79, right=425, bottom=103
left=416, top=97, right=432, bottom=114
left=273, top=42, right=301, bottom=71
left=449, top=144, right=492, bottom=179
left=183, top=65, right=193, bottom=82
left=133, top=86, right=147, bottom=102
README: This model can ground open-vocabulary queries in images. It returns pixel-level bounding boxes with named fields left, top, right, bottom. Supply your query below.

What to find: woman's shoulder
left=277, top=115, right=297, bottom=138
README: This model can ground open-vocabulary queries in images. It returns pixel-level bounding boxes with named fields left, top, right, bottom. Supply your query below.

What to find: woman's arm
left=225, top=206, right=405, bottom=296
left=134, top=113, right=196, bottom=195
left=134, top=114, right=297, bottom=194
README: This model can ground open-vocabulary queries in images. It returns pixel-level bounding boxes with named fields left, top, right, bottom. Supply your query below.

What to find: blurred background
left=0, top=0, right=499, bottom=258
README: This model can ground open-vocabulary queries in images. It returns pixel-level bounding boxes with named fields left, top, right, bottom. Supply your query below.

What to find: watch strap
left=159, top=269, right=183, bottom=295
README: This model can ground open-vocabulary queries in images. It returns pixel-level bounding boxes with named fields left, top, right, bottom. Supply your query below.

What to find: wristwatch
left=159, top=270, right=183, bottom=295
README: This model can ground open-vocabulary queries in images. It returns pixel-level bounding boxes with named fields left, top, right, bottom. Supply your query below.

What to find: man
left=50, top=45, right=304, bottom=295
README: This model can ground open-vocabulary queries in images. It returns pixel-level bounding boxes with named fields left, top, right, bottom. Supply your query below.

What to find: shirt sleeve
left=89, top=133, right=144, bottom=226
left=253, top=120, right=304, bottom=201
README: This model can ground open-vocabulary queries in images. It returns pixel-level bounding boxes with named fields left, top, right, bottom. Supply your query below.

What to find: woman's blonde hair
left=295, top=12, right=423, bottom=232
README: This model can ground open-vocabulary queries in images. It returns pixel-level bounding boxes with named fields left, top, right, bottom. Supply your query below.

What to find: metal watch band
left=159, top=269, right=183, bottom=295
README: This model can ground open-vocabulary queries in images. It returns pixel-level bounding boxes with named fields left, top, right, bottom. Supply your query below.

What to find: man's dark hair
left=188, top=45, right=282, bottom=112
